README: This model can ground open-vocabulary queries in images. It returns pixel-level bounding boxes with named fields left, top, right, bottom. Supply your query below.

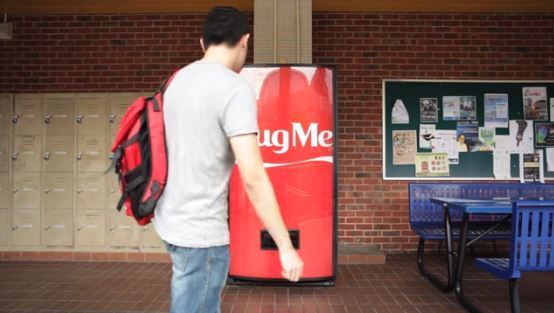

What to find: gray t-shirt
left=152, top=60, right=258, bottom=248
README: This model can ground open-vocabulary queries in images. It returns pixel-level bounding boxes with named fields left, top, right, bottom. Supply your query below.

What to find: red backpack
left=108, top=71, right=178, bottom=225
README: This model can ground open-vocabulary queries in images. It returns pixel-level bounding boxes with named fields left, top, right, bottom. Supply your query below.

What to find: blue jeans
left=165, top=242, right=230, bottom=313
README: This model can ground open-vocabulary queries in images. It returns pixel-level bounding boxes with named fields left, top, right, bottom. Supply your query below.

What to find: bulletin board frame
left=382, top=79, right=554, bottom=180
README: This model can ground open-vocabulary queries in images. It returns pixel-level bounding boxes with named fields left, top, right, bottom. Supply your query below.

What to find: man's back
left=153, top=60, right=258, bottom=248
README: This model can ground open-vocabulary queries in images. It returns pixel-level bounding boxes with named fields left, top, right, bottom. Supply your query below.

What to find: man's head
left=200, top=6, right=250, bottom=72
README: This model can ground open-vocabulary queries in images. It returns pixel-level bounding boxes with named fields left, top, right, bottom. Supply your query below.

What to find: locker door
left=77, top=136, right=106, bottom=172
left=44, top=209, right=73, bottom=247
left=109, top=210, right=139, bottom=248
left=0, top=173, right=8, bottom=209
left=44, top=136, right=74, bottom=172
left=43, top=172, right=73, bottom=209
left=0, top=209, right=8, bottom=245
left=13, top=172, right=40, bottom=209
left=76, top=172, right=106, bottom=210
left=76, top=94, right=107, bottom=135
left=76, top=210, right=105, bottom=247
left=0, top=136, right=9, bottom=172
left=108, top=93, right=141, bottom=136
left=142, top=225, right=163, bottom=249
left=13, top=94, right=42, bottom=135
left=106, top=172, right=121, bottom=210
left=44, top=94, right=75, bottom=136
left=0, top=95, right=11, bottom=138
left=11, top=209, right=40, bottom=246
left=12, top=135, right=41, bottom=172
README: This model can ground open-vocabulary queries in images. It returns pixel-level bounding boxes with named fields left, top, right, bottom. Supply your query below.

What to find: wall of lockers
left=0, top=93, right=165, bottom=252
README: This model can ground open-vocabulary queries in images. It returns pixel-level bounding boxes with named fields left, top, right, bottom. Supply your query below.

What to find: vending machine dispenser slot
left=260, top=230, right=299, bottom=250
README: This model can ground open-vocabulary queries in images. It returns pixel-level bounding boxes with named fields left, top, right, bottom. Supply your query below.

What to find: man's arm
left=230, top=134, right=304, bottom=282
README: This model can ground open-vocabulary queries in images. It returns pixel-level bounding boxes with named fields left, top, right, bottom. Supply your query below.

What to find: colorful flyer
left=420, top=98, right=438, bottom=123
left=442, top=96, right=476, bottom=120
left=459, top=96, right=477, bottom=120
left=392, top=130, right=417, bottom=165
left=535, top=122, right=554, bottom=147
left=484, top=93, right=509, bottom=128
left=519, top=151, right=544, bottom=183
left=456, top=121, right=479, bottom=152
left=522, top=86, right=548, bottom=120
left=415, top=153, right=449, bottom=177
left=478, top=127, right=496, bottom=151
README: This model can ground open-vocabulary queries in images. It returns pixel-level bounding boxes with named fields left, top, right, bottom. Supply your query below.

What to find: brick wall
left=1, top=12, right=553, bottom=252
left=0, top=13, right=253, bottom=91
left=312, top=13, right=554, bottom=252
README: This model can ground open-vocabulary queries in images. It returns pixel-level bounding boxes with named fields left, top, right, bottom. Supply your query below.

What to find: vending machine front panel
left=229, top=65, right=336, bottom=284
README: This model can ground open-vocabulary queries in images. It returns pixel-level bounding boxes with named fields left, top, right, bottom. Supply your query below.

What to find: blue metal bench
left=461, top=200, right=554, bottom=313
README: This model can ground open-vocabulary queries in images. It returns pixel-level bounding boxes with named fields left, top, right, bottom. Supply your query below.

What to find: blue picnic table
left=430, top=197, right=554, bottom=313
left=421, top=197, right=512, bottom=294
left=430, top=198, right=512, bottom=310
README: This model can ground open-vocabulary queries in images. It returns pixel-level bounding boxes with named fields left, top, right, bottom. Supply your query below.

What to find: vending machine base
left=227, top=276, right=335, bottom=287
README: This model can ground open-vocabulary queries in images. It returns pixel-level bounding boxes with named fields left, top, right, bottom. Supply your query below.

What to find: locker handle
left=142, top=227, right=148, bottom=232
left=44, top=226, right=51, bottom=231
left=109, top=226, right=116, bottom=231
left=76, top=115, right=84, bottom=123
left=12, top=188, right=19, bottom=194
left=11, top=226, right=17, bottom=231
left=44, top=115, right=52, bottom=124
left=11, top=114, right=19, bottom=124
left=44, top=188, right=51, bottom=194
left=11, top=152, right=19, bottom=160
left=110, top=188, right=116, bottom=194
left=76, top=152, right=83, bottom=160
left=76, top=226, right=84, bottom=231
left=77, top=188, right=83, bottom=194
left=109, top=114, right=117, bottom=123
left=43, top=152, right=51, bottom=160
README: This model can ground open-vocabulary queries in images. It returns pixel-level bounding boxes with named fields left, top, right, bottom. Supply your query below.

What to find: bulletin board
left=382, top=79, right=554, bottom=180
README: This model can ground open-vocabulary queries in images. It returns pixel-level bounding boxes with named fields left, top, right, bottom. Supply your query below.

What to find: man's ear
left=242, top=33, right=250, bottom=48
left=200, top=38, right=206, bottom=53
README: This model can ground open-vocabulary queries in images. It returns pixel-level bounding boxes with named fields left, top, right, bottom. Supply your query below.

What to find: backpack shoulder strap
left=157, top=68, right=181, bottom=93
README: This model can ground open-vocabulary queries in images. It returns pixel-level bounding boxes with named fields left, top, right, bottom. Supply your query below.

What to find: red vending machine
left=228, top=65, right=337, bottom=285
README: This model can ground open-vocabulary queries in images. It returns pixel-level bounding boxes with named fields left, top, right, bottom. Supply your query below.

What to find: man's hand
left=279, top=246, right=304, bottom=282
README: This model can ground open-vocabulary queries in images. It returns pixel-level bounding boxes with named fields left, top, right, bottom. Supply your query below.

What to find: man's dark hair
left=202, top=6, right=250, bottom=48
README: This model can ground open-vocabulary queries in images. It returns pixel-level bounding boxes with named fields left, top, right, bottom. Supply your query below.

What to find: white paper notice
left=419, top=124, right=436, bottom=149
left=496, top=104, right=508, bottom=119
left=432, top=130, right=459, bottom=164
left=484, top=93, right=509, bottom=128
left=392, top=99, right=409, bottom=124
left=546, top=148, right=554, bottom=172
left=495, top=135, right=511, bottom=153
left=493, top=151, right=511, bottom=179
left=509, top=120, right=534, bottom=154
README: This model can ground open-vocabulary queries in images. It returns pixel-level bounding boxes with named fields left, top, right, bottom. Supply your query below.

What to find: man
left=153, top=6, right=304, bottom=313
